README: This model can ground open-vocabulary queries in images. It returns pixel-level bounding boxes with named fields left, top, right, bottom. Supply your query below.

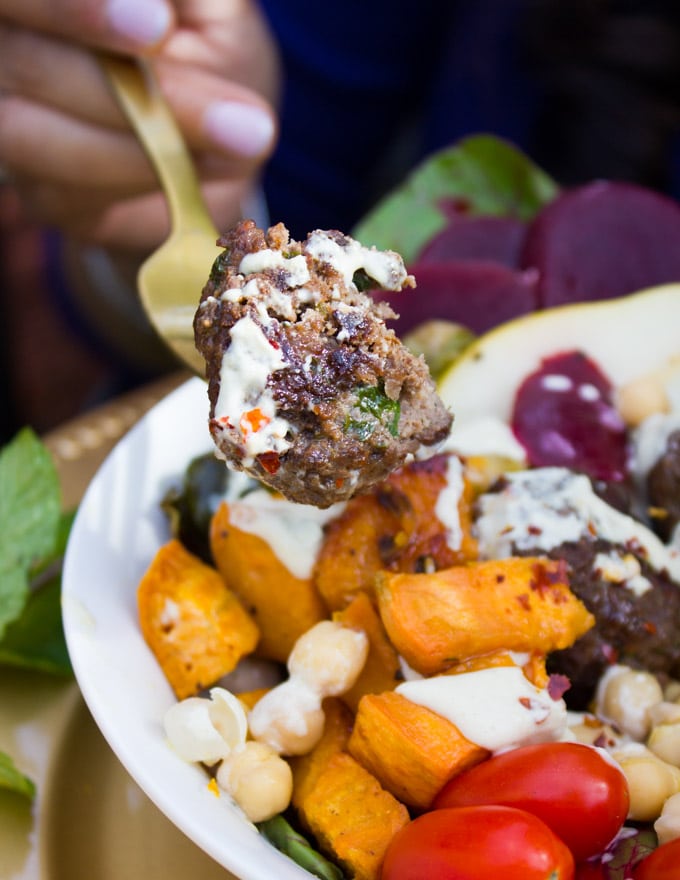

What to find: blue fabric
left=259, top=0, right=538, bottom=237
left=259, top=1, right=680, bottom=236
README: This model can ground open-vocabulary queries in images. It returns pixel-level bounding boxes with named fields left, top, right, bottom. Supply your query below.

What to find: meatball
left=193, top=220, right=452, bottom=507
left=543, top=538, right=680, bottom=707
left=474, top=466, right=680, bottom=707
left=647, top=428, right=680, bottom=541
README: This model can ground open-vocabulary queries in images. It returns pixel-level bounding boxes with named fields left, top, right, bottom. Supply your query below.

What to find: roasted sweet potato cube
left=333, top=592, right=402, bottom=712
left=313, top=453, right=477, bottom=611
left=376, top=557, right=595, bottom=676
left=137, top=539, right=259, bottom=699
left=296, top=751, right=409, bottom=880
left=289, top=697, right=354, bottom=810
left=210, top=501, right=328, bottom=663
left=348, top=691, right=489, bottom=810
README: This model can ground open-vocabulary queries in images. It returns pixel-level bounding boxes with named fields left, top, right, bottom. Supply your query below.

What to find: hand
left=0, top=0, right=280, bottom=252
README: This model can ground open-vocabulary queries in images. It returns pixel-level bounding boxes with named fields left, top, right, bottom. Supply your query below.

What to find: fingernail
left=203, top=102, right=275, bottom=158
left=107, top=0, right=171, bottom=46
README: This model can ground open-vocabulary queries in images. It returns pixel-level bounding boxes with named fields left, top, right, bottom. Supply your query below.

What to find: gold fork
left=99, top=53, right=219, bottom=375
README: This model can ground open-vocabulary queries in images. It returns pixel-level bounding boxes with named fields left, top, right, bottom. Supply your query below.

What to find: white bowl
left=62, top=377, right=311, bottom=880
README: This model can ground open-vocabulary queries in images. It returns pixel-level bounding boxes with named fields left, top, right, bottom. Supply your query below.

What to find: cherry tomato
left=381, top=805, right=574, bottom=880
left=634, top=838, right=680, bottom=879
left=433, top=742, right=629, bottom=862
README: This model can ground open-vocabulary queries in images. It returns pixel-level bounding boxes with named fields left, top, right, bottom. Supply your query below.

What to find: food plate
left=61, top=377, right=310, bottom=880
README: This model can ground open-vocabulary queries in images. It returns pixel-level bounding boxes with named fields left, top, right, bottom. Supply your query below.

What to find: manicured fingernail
left=107, top=0, right=171, bottom=46
left=203, top=102, right=275, bottom=158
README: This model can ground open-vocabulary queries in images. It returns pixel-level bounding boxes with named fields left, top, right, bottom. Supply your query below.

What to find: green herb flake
left=356, top=385, right=400, bottom=438
left=0, top=751, right=36, bottom=800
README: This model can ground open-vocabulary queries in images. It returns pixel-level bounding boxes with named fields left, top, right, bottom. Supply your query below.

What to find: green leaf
left=353, top=134, right=559, bottom=264
left=258, top=815, right=345, bottom=880
left=0, top=428, right=62, bottom=637
left=0, top=751, right=36, bottom=800
left=0, top=575, right=72, bottom=675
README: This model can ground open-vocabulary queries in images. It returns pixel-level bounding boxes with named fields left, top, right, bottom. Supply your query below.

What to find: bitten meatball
left=193, top=220, right=452, bottom=507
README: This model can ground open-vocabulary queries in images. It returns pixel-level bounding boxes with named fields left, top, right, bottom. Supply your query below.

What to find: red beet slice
left=417, top=215, right=527, bottom=267
left=373, top=260, right=539, bottom=336
left=521, top=181, right=680, bottom=307
left=511, top=350, right=629, bottom=482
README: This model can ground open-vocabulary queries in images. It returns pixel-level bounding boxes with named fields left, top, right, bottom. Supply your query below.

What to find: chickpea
left=648, top=722, right=680, bottom=767
left=567, top=713, right=625, bottom=750
left=595, top=666, right=663, bottom=741
left=248, top=678, right=325, bottom=755
left=612, top=746, right=680, bottom=822
left=288, top=620, right=368, bottom=697
left=655, top=792, right=680, bottom=845
left=649, top=701, right=680, bottom=727
left=163, top=696, right=233, bottom=766
left=217, top=741, right=293, bottom=823
left=617, top=375, right=670, bottom=427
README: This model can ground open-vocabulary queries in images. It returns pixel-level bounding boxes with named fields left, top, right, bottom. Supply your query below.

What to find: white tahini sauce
left=434, top=455, right=465, bottom=552
left=443, top=415, right=527, bottom=463
left=304, top=230, right=412, bottom=291
left=214, top=315, right=293, bottom=464
left=226, top=490, right=345, bottom=580
left=475, top=466, right=680, bottom=582
left=397, top=666, right=567, bottom=753
left=238, top=250, right=311, bottom=288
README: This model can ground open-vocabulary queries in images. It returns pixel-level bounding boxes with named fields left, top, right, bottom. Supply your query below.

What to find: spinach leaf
left=0, top=751, right=36, bottom=800
left=0, top=428, right=62, bottom=638
left=258, top=815, right=345, bottom=880
left=0, top=430, right=74, bottom=673
left=353, top=134, right=559, bottom=264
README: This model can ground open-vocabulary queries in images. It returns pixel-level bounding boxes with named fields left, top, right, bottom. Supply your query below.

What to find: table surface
left=0, top=372, right=238, bottom=880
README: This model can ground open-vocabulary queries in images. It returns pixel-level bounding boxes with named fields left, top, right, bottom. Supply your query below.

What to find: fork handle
left=99, top=53, right=217, bottom=240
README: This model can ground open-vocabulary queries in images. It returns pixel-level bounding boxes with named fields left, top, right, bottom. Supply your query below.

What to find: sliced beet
left=511, top=350, right=629, bottom=482
left=417, top=215, right=527, bottom=267
left=521, top=181, right=680, bottom=307
left=373, top=260, right=539, bottom=336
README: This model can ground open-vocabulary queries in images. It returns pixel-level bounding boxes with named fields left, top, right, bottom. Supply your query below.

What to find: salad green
left=0, top=427, right=74, bottom=799
left=353, top=134, right=558, bottom=264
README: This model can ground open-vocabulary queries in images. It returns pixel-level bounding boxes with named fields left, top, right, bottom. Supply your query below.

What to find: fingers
left=0, top=95, right=156, bottom=188
left=0, top=21, right=125, bottom=129
left=0, top=0, right=174, bottom=53
left=16, top=175, right=253, bottom=251
left=154, top=56, right=277, bottom=160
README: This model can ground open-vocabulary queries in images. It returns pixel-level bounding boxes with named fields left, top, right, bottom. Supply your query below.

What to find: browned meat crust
left=647, top=429, right=680, bottom=542
left=193, top=220, right=452, bottom=507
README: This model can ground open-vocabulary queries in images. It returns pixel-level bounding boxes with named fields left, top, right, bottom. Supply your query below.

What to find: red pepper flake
left=496, top=574, right=506, bottom=584
left=547, top=674, right=571, bottom=701
left=257, top=451, right=281, bottom=474
left=643, top=620, right=658, bottom=635
left=518, top=697, right=532, bottom=710
left=335, top=477, right=345, bottom=489
left=592, top=732, right=609, bottom=749
left=240, top=407, right=270, bottom=436
left=516, top=593, right=531, bottom=611
left=527, top=524, right=543, bottom=535
left=601, top=643, right=619, bottom=664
